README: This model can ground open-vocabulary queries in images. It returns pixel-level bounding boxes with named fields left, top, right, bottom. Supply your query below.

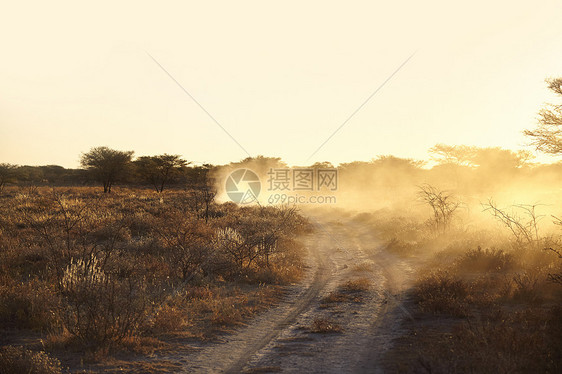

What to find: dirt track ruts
left=181, top=213, right=414, bottom=373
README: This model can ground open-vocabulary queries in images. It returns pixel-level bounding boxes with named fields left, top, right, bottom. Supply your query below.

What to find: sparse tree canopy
left=80, top=147, right=133, bottom=193
left=309, top=161, right=334, bottom=169
left=524, top=77, right=562, bottom=154
left=135, top=154, right=189, bottom=193
left=232, top=156, right=287, bottom=175
left=429, top=144, right=476, bottom=166
left=429, top=144, right=533, bottom=169
left=372, top=155, right=425, bottom=169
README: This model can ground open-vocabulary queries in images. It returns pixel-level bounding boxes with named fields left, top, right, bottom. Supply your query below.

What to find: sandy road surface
left=180, top=213, right=414, bottom=373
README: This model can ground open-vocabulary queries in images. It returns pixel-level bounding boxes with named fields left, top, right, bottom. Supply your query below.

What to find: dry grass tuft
left=321, top=277, right=371, bottom=306
left=351, top=262, right=373, bottom=272
left=308, top=318, right=343, bottom=334
left=341, top=278, right=370, bottom=292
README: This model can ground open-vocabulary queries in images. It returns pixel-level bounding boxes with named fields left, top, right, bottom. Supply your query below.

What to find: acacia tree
left=524, top=78, right=562, bottom=154
left=429, top=144, right=533, bottom=169
left=135, top=154, right=189, bottom=193
left=80, top=147, right=133, bottom=193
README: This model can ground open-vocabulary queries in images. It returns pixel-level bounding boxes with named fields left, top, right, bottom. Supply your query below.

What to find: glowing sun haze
left=1, top=0, right=561, bottom=168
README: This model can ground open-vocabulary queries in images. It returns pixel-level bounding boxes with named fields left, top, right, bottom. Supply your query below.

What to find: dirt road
left=181, top=212, right=415, bottom=373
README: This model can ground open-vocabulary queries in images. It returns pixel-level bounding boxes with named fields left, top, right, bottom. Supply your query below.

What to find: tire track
left=182, top=216, right=413, bottom=373
left=181, top=229, right=332, bottom=373
left=224, top=240, right=330, bottom=373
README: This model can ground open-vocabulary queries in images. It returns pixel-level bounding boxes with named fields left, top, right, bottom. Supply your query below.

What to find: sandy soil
left=176, top=212, right=416, bottom=373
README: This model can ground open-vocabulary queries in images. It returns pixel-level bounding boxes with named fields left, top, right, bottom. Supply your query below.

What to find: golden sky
left=1, top=0, right=561, bottom=167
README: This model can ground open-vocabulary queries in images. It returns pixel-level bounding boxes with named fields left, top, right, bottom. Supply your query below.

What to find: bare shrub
left=483, top=200, right=544, bottom=249
left=511, top=271, right=542, bottom=304
left=58, top=254, right=152, bottom=347
left=546, top=217, right=562, bottom=284
left=418, top=184, right=460, bottom=232
left=156, top=212, right=216, bottom=282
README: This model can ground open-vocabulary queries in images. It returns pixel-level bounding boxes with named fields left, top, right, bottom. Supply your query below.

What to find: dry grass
left=321, top=277, right=371, bottom=306
left=321, top=291, right=353, bottom=304
left=341, top=278, right=370, bottom=292
left=398, top=306, right=562, bottom=374
left=415, top=270, right=471, bottom=317
left=388, top=241, right=562, bottom=372
left=370, top=204, right=562, bottom=372
left=244, top=366, right=283, bottom=373
left=351, top=261, right=373, bottom=272
left=0, top=186, right=308, bottom=369
left=308, top=318, right=343, bottom=334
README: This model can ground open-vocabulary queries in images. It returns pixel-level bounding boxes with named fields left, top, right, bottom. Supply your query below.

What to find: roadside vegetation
left=0, top=186, right=310, bottom=372
left=382, top=77, right=562, bottom=373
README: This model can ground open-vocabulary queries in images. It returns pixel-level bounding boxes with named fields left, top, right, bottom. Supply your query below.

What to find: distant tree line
left=0, top=146, right=214, bottom=193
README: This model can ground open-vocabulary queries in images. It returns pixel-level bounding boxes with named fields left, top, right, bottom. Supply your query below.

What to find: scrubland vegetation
left=0, top=186, right=309, bottom=372
left=357, top=193, right=562, bottom=372
left=4, top=148, right=562, bottom=372
left=3, top=149, right=562, bottom=372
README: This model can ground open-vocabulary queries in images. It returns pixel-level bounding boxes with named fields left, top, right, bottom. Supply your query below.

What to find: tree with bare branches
left=524, top=78, right=562, bottom=154
left=482, top=200, right=544, bottom=249
left=417, top=184, right=459, bottom=232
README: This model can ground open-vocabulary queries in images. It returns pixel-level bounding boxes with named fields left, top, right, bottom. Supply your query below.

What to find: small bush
left=455, top=247, right=515, bottom=273
left=152, top=304, right=189, bottom=333
left=58, top=254, right=153, bottom=347
left=0, top=346, right=62, bottom=374
left=415, top=271, right=470, bottom=317
left=0, top=279, right=57, bottom=330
